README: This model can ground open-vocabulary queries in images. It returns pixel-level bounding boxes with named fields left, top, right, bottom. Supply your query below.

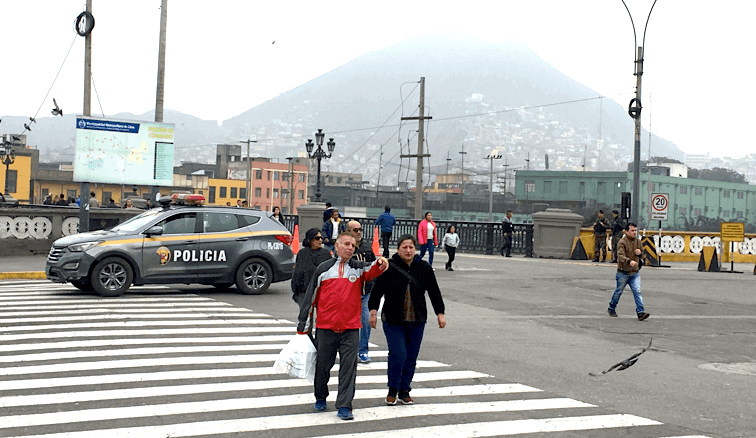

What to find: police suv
left=46, top=194, right=295, bottom=297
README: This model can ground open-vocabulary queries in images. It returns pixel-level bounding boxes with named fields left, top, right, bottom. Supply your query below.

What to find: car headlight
left=68, top=242, right=100, bottom=252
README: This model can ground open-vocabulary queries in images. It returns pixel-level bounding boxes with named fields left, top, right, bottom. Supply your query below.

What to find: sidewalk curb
left=0, top=272, right=46, bottom=280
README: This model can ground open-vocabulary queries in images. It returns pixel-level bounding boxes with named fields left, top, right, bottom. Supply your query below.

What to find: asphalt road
left=0, top=253, right=753, bottom=437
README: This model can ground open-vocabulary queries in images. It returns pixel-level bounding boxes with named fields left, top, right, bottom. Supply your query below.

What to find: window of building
left=695, top=187, right=703, bottom=195
left=723, top=210, right=729, bottom=217
left=67, top=189, right=77, bottom=200
left=255, top=169, right=262, bottom=180
left=543, top=181, right=552, bottom=193
left=597, top=182, right=605, bottom=197
left=299, top=173, right=305, bottom=182
left=679, top=207, right=687, bottom=216
left=737, top=191, right=744, bottom=199
left=267, top=171, right=271, bottom=180
left=723, top=190, right=730, bottom=198
left=273, top=188, right=279, bottom=198
left=650, top=183, right=656, bottom=191
left=230, top=187, right=237, bottom=198
left=337, top=177, right=342, bottom=184
left=266, top=188, right=270, bottom=198
left=239, top=188, right=247, bottom=199
left=41, top=188, right=49, bottom=198
left=6, top=170, right=17, bottom=193
left=525, top=181, right=535, bottom=192
left=680, top=186, right=688, bottom=194
left=255, top=187, right=261, bottom=197
left=103, top=191, right=112, bottom=203
left=282, top=172, right=289, bottom=181
left=209, top=186, right=216, bottom=203
left=298, top=190, right=304, bottom=199
left=694, top=208, right=702, bottom=216
left=219, top=187, right=227, bottom=198
left=559, top=181, right=567, bottom=196
left=737, top=211, right=743, bottom=218
left=274, top=172, right=279, bottom=181
left=282, top=189, right=288, bottom=199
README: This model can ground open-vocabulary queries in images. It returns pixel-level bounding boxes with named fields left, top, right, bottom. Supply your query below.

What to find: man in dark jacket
left=500, top=210, right=514, bottom=257
left=347, top=220, right=376, bottom=364
left=374, top=205, right=396, bottom=258
left=55, top=194, right=69, bottom=206
left=608, top=222, right=650, bottom=321
left=609, top=210, right=626, bottom=263
left=105, top=198, right=119, bottom=208
left=592, top=210, right=610, bottom=262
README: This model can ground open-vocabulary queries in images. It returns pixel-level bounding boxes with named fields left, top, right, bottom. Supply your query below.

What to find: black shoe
left=448, top=267, right=454, bottom=271
left=592, top=259, right=600, bottom=263
left=607, top=309, right=617, bottom=317
left=637, top=312, right=650, bottom=321
left=500, top=251, right=505, bottom=256
left=505, top=255, right=512, bottom=258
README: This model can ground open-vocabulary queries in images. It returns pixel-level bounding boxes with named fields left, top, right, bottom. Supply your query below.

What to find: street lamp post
left=1, top=140, right=17, bottom=196
left=305, top=129, right=335, bottom=202
left=485, top=154, right=503, bottom=221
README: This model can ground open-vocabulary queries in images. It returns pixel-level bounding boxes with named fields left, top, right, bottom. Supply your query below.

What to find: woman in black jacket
left=291, top=228, right=332, bottom=305
left=369, top=233, right=446, bottom=406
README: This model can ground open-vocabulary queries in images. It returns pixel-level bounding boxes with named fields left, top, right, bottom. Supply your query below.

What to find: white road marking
left=0, top=295, right=206, bottom=303
left=0, top=312, right=274, bottom=324
left=0, top=326, right=294, bottom=341
left=1, top=396, right=578, bottom=429
left=0, top=370, right=489, bottom=407
left=0, top=307, right=254, bottom=317
left=0, top=302, right=237, bottom=311
left=0, top=318, right=286, bottom=332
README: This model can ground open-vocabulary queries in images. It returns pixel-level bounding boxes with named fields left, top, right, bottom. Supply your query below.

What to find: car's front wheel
left=91, top=257, right=133, bottom=297
left=235, top=258, right=272, bottom=295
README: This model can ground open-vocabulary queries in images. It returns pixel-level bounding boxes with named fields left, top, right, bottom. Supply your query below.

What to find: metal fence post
left=485, top=222, right=494, bottom=255
left=524, top=224, right=534, bottom=257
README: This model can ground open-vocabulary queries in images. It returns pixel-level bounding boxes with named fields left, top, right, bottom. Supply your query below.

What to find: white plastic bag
left=273, top=334, right=317, bottom=382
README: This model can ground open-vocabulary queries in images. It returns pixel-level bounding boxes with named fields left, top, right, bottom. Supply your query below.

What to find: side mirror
left=144, top=226, right=164, bottom=236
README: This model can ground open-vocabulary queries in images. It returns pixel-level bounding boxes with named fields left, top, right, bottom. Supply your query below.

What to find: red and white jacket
left=297, top=257, right=384, bottom=333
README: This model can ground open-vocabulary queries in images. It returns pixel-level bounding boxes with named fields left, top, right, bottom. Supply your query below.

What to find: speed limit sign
left=650, top=193, right=669, bottom=221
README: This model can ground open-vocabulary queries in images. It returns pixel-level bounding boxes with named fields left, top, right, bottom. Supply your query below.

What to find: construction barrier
left=697, top=246, right=720, bottom=272
left=570, top=236, right=589, bottom=260
left=641, top=236, right=660, bottom=267
left=291, top=224, right=300, bottom=255
left=372, top=226, right=380, bottom=255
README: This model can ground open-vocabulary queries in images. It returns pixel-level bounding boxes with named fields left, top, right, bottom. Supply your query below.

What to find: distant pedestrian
left=323, top=202, right=335, bottom=223
left=417, top=212, right=438, bottom=266
left=500, top=210, right=514, bottom=257
left=322, top=208, right=346, bottom=253
left=592, top=210, right=610, bottom=262
left=272, top=206, right=284, bottom=223
left=609, top=210, right=626, bottom=263
left=242, top=200, right=248, bottom=208
left=123, top=199, right=134, bottom=209
left=608, top=222, right=650, bottom=321
left=346, top=220, right=376, bottom=364
left=42, top=195, right=53, bottom=205
left=375, top=205, right=396, bottom=258
left=105, top=198, right=119, bottom=208
left=226, top=202, right=231, bottom=206
left=369, top=234, right=446, bottom=406
left=441, top=225, right=460, bottom=271
left=290, top=228, right=332, bottom=306
left=236, top=200, right=243, bottom=208
left=88, top=192, right=99, bottom=208
left=55, top=194, right=68, bottom=206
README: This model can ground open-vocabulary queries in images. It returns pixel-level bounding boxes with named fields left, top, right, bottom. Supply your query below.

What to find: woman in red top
left=417, top=211, right=438, bottom=266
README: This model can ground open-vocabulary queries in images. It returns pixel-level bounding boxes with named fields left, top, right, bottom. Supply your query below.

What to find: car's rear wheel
left=91, top=257, right=133, bottom=297
left=71, top=279, right=94, bottom=291
left=235, top=258, right=272, bottom=295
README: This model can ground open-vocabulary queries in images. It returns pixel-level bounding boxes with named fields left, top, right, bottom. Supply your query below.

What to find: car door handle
left=184, top=240, right=197, bottom=244
left=236, top=237, right=249, bottom=242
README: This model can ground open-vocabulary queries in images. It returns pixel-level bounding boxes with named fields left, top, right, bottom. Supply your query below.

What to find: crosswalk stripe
left=313, top=414, right=662, bottom=438
left=0, top=302, right=238, bottom=311
left=1, top=318, right=287, bottom=332
left=0, top=312, right=274, bottom=324
left=0, top=412, right=660, bottom=438
left=0, top=335, right=298, bottom=353
left=0, top=307, right=255, bottom=317
left=0, top=395, right=580, bottom=430
left=0, top=326, right=294, bottom=341
left=0, top=295, right=208, bottom=303
left=0, top=370, right=488, bottom=407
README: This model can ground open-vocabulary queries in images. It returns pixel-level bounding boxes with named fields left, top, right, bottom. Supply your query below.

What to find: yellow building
left=0, top=145, right=38, bottom=204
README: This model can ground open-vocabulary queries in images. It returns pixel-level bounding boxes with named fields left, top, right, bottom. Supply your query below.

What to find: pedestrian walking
left=500, top=210, right=514, bottom=257
left=346, top=220, right=376, bottom=364
left=609, top=209, right=626, bottom=263
left=375, top=205, right=396, bottom=258
left=322, top=208, right=346, bottom=253
left=441, top=225, right=460, bottom=271
left=592, top=210, right=610, bottom=262
left=607, top=222, right=650, bottom=321
left=88, top=192, right=99, bottom=208
left=271, top=206, right=284, bottom=224
left=417, top=211, right=438, bottom=266
left=290, top=228, right=332, bottom=306
left=323, top=202, right=336, bottom=223
left=369, top=234, right=446, bottom=406
left=297, top=232, right=389, bottom=420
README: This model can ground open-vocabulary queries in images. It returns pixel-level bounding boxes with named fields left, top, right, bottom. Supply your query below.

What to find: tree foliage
left=687, top=167, right=748, bottom=184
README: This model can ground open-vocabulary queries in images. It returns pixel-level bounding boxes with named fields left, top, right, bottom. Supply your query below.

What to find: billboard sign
left=74, top=117, right=175, bottom=186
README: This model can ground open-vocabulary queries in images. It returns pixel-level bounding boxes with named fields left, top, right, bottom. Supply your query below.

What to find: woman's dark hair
left=424, top=211, right=432, bottom=219
left=396, top=233, right=417, bottom=249
left=447, top=225, right=456, bottom=233
left=304, top=227, right=321, bottom=247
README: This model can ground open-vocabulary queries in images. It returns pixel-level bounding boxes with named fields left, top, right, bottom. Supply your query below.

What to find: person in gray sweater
left=441, top=225, right=460, bottom=271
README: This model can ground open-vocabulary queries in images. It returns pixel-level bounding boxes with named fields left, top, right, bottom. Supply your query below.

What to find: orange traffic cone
left=372, top=226, right=380, bottom=255
left=291, top=224, right=300, bottom=254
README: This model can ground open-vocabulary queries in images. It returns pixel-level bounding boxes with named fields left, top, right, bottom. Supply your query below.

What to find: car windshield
left=109, top=209, right=165, bottom=233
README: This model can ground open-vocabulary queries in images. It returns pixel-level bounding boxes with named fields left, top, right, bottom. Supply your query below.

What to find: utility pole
left=151, top=0, right=168, bottom=206
left=445, top=150, right=451, bottom=179
left=376, top=142, right=383, bottom=195
left=525, top=152, right=530, bottom=170
left=485, top=154, right=502, bottom=221
left=79, top=0, right=93, bottom=233
left=459, top=144, right=467, bottom=192
left=239, top=139, right=257, bottom=207
left=501, top=157, right=510, bottom=193
left=286, top=157, right=294, bottom=214
left=631, top=46, right=643, bottom=224
left=400, top=77, right=431, bottom=219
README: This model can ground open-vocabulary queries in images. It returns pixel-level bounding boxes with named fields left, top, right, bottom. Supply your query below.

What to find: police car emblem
left=348, top=274, right=358, bottom=283
left=156, top=246, right=171, bottom=265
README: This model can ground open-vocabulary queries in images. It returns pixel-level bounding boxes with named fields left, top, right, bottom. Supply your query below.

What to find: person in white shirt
left=441, top=225, right=460, bottom=271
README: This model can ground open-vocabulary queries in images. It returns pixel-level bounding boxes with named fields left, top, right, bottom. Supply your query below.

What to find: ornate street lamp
left=305, top=129, right=336, bottom=202
left=1, top=141, right=16, bottom=196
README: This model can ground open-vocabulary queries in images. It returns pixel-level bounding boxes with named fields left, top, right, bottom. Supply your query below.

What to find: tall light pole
left=239, top=139, right=257, bottom=207
left=623, top=0, right=658, bottom=224
left=485, top=154, right=502, bottom=221
left=305, top=129, right=335, bottom=203
left=1, top=140, right=17, bottom=197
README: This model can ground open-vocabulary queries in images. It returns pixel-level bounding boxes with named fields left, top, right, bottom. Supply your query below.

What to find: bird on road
left=589, top=338, right=653, bottom=376
left=51, top=98, right=63, bottom=116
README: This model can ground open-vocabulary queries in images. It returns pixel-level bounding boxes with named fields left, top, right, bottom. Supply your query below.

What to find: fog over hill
left=4, top=33, right=683, bottom=183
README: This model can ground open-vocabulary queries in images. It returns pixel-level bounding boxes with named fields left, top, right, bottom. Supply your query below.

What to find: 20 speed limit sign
left=650, top=193, right=669, bottom=221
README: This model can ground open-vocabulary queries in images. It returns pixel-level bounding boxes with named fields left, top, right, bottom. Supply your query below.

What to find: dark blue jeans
left=419, top=241, right=435, bottom=265
left=609, top=270, right=645, bottom=314
left=382, top=321, right=425, bottom=394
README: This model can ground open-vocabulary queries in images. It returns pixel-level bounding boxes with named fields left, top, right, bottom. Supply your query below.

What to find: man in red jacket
left=297, top=232, right=388, bottom=420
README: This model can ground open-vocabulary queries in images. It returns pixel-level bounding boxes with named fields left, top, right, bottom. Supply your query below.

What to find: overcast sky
left=2, top=1, right=754, bottom=159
